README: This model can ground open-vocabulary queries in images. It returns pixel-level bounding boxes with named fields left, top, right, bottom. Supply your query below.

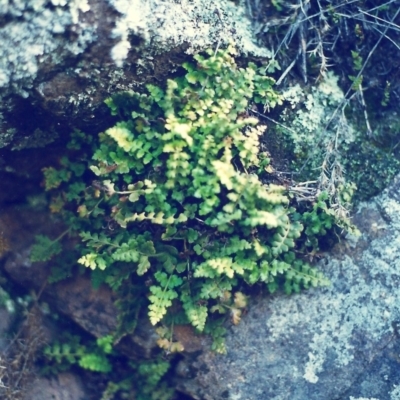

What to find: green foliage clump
left=30, top=233, right=65, bottom=262
left=340, top=125, right=400, bottom=200
left=128, top=359, right=174, bottom=400
left=41, top=332, right=173, bottom=399
left=42, top=333, right=113, bottom=374
left=33, top=45, right=348, bottom=353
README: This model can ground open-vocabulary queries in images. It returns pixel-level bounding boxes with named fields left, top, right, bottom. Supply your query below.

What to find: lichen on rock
left=108, top=0, right=272, bottom=66
left=176, top=174, right=400, bottom=400
left=0, top=0, right=94, bottom=96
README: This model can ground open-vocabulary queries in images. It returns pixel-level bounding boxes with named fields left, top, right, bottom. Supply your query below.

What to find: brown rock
left=1, top=206, right=160, bottom=358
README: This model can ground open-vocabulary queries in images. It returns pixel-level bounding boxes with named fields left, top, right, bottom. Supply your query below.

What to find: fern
left=34, top=44, right=353, bottom=354
left=42, top=333, right=112, bottom=374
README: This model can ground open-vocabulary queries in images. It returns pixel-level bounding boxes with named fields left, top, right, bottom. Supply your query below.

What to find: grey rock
left=0, top=0, right=267, bottom=148
left=0, top=0, right=265, bottom=96
left=23, top=372, right=88, bottom=400
left=177, top=174, right=400, bottom=400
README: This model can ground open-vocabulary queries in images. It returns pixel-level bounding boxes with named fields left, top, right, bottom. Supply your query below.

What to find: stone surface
left=0, top=0, right=268, bottom=148
left=0, top=206, right=161, bottom=359
left=3, top=153, right=400, bottom=400
left=0, top=206, right=117, bottom=337
left=0, top=2, right=399, bottom=399
left=23, top=373, right=87, bottom=400
left=176, top=174, right=400, bottom=400
left=0, top=0, right=266, bottom=96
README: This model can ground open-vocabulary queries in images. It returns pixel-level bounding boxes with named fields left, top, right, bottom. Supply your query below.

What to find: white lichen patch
left=264, top=186, right=400, bottom=384
left=390, top=384, right=400, bottom=400
left=280, top=71, right=353, bottom=155
left=317, top=71, right=345, bottom=104
left=1, top=0, right=270, bottom=95
left=0, top=0, right=93, bottom=94
left=378, top=197, right=400, bottom=230
left=349, top=397, right=380, bottom=400
left=303, top=352, right=323, bottom=383
left=107, top=0, right=271, bottom=66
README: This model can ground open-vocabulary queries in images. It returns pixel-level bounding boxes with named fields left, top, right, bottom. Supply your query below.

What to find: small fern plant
left=41, top=332, right=174, bottom=399
left=33, top=45, right=341, bottom=353
left=41, top=333, right=113, bottom=374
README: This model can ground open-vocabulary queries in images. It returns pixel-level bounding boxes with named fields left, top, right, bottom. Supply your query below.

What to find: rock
left=176, top=173, right=400, bottom=400
left=0, top=0, right=267, bottom=148
left=22, top=373, right=87, bottom=400
left=0, top=301, right=85, bottom=400
left=0, top=207, right=117, bottom=338
left=0, top=206, right=160, bottom=359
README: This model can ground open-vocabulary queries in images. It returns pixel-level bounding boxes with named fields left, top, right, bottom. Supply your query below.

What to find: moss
left=273, top=71, right=400, bottom=202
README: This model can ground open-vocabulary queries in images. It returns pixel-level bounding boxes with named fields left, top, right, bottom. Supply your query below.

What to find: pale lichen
left=107, top=0, right=272, bottom=67
left=390, top=384, right=400, bottom=400
left=279, top=71, right=352, bottom=158
left=265, top=185, right=400, bottom=387
left=0, top=0, right=93, bottom=95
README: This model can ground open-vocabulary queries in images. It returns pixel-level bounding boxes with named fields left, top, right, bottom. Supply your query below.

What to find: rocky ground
left=1, top=1, right=400, bottom=399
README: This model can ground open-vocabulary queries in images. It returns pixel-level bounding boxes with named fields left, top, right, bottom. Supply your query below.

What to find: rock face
left=1, top=3, right=400, bottom=399
left=0, top=206, right=161, bottom=361
left=0, top=0, right=268, bottom=148
left=3, top=151, right=400, bottom=400
left=23, top=373, right=88, bottom=400
left=176, top=173, right=400, bottom=400
left=1, top=129, right=400, bottom=399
